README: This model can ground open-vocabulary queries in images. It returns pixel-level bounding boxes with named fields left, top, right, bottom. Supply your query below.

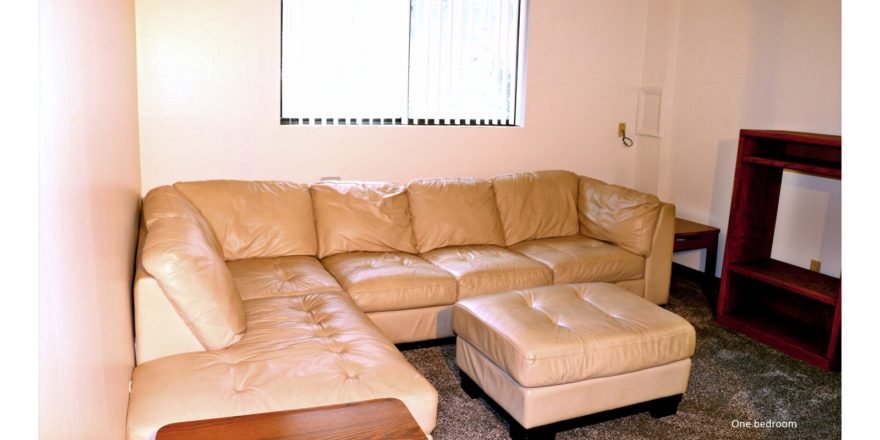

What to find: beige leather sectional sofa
left=126, top=170, right=674, bottom=439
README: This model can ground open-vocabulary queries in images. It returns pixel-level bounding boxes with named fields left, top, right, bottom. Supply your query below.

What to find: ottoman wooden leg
left=460, top=371, right=482, bottom=399
left=649, top=394, right=683, bottom=418
left=509, top=422, right=555, bottom=440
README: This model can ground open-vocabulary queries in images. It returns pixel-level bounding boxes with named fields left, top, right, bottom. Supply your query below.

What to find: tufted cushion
left=174, top=180, right=317, bottom=260
left=420, top=245, right=552, bottom=299
left=321, top=252, right=458, bottom=312
left=127, top=292, right=439, bottom=440
left=311, top=181, right=418, bottom=258
left=453, top=283, right=696, bottom=387
left=226, top=256, right=342, bottom=300
left=492, top=170, right=580, bottom=246
left=578, top=176, right=661, bottom=257
left=510, top=236, right=644, bottom=285
left=407, top=177, right=506, bottom=253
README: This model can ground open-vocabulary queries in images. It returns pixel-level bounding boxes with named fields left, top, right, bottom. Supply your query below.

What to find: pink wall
left=136, top=0, right=650, bottom=191
left=660, top=0, right=841, bottom=277
left=39, top=0, right=141, bottom=437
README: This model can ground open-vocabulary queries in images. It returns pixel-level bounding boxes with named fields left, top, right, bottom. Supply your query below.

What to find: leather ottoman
left=452, top=283, right=696, bottom=439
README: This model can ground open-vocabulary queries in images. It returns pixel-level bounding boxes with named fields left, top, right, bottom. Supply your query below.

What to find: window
left=281, top=0, right=525, bottom=126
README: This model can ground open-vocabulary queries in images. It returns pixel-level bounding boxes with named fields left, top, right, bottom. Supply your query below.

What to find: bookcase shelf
left=740, top=156, right=841, bottom=178
left=717, top=130, right=841, bottom=371
left=727, top=259, right=839, bottom=305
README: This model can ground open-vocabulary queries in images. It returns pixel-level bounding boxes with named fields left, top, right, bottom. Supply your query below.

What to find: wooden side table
left=156, top=398, right=426, bottom=440
left=674, top=218, right=721, bottom=286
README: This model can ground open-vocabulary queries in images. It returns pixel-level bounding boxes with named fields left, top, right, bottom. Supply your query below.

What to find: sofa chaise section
left=129, top=183, right=439, bottom=439
left=134, top=181, right=341, bottom=363
left=127, top=292, right=439, bottom=440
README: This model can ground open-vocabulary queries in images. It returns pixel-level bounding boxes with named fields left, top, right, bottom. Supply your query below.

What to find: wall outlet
left=809, top=259, right=821, bottom=272
left=618, top=122, right=626, bottom=138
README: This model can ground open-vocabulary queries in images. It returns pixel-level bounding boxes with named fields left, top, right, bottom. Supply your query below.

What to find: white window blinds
left=281, top=0, right=524, bottom=126
left=408, top=0, right=521, bottom=126
left=281, top=0, right=410, bottom=124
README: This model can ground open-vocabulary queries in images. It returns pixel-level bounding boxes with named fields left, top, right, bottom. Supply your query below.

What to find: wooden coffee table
left=156, top=398, right=426, bottom=440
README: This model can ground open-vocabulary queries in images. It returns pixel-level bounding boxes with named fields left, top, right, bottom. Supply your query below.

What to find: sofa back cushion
left=407, top=177, right=506, bottom=253
left=143, top=186, right=222, bottom=251
left=311, top=181, right=418, bottom=258
left=578, top=176, right=661, bottom=256
left=174, top=180, right=317, bottom=260
left=492, top=170, right=580, bottom=245
left=141, top=186, right=246, bottom=350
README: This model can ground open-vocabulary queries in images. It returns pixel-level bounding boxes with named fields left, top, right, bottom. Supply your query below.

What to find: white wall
left=136, top=0, right=650, bottom=191
left=0, top=1, right=39, bottom=435
left=39, top=0, right=141, bottom=438
left=660, top=0, right=841, bottom=277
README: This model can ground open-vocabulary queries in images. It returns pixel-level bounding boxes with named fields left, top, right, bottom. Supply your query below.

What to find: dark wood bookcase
left=717, top=129, right=841, bottom=370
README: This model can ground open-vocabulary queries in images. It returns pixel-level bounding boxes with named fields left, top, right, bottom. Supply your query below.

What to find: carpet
left=399, top=269, right=841, bottom=439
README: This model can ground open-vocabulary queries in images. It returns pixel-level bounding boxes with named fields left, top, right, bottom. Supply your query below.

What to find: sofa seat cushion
left=226, top=256, right=342, bottom=300
left=420, top=245, right=552, bottom=299
left=452, top=283, right=696, bottom=387
left=127, top=292, right=439, bottom=440
left=510, top=235, right=644, bottom=285
left=321, top=252, right=458, bottom=312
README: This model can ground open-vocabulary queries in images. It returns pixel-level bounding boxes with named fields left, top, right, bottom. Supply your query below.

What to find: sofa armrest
left=577, top=176, right=674, bottom=304
left=643, top=203, right=675, bottom=305
left=133, top=222, right=204, bottom=365
left=577, top=176, right=662, bottom=257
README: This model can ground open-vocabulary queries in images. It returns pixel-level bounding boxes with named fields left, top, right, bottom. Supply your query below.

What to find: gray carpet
left=400, top=270, right=841, bottom=439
